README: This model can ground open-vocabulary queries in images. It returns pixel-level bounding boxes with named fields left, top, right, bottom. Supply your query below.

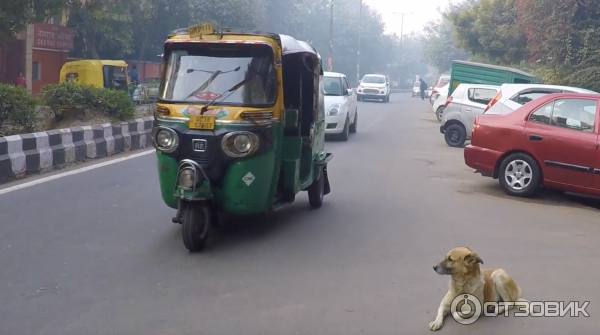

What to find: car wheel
left=436, top=106, right=444, bottom=122
left=444, top=124, right=466, bottom=147
left=498, top=153, right=542, bottom=198
left=349, top=111, right=357, bottom=133
left=339, top=116, right=350, bottom=141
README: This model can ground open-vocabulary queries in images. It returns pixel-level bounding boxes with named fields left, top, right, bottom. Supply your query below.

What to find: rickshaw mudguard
left=216, top=145, right=280, bottom=215
left=156, top=151, right=179, bottom=209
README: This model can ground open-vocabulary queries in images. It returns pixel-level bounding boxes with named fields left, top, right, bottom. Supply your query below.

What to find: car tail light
left=444, top=96, right=453, bottom=107
left=472, top=115, right=479, bottom=138
left=484, top=91, right=502, bottom=113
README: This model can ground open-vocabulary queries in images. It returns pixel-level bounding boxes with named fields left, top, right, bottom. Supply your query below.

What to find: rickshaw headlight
left=154, top=127, right=179, bottom=153
left=221, top=131, right=259, bottom=157
left=177, top=168, right=195, bottom=189
left=233, top=134, right=252, bottom=153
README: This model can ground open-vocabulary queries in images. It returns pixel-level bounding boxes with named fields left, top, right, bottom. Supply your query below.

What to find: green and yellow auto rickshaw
left=153, top=23, right=333, bottom=252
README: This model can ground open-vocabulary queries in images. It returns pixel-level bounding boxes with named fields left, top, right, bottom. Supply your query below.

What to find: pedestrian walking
left=419, top=78, right=428, bottom=100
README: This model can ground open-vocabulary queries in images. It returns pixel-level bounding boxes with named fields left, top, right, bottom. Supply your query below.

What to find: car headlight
left=153, top=127, right=179, bottom=153
left=177, top=167, right=196, bottom=189
left=221, top=131, right=259, bottom=157
left=327, top=104, right=341, bottom=116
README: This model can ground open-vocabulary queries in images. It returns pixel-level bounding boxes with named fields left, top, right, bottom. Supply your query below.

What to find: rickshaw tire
left=350, top=111, right=357, bottom=133
left=308, top=167, right=325, bottom=209
left=181, top=203, right=212, bottom=252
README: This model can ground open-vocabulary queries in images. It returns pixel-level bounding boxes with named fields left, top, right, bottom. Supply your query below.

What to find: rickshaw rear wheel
left=308, top=167, right=325, bottom=209
left=181, top=202, right=212, bottom=252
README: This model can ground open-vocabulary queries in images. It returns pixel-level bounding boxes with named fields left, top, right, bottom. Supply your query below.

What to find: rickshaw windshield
left=160, top=45, right=277, bottom=105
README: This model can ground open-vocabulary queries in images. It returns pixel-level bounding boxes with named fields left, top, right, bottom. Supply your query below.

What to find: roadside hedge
left=562, top=66, right=600, bottom=93
left=0, top=83, right=38, bottom=134
left=39, top=82, right=135, bottom=121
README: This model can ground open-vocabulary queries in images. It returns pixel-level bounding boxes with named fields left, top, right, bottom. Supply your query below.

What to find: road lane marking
left=0, top=149, right=155, bottom=195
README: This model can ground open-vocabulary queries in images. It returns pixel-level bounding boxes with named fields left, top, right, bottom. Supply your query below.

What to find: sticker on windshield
left=194, top=92, right=221, bottom=100
left=182, top=106, right=229, bottom=119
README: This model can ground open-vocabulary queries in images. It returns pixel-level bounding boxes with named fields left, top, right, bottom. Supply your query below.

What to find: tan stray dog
left=428, top=246, right=529, bottom=331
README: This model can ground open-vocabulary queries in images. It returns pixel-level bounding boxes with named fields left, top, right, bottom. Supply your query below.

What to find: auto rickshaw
left=59, top=59, right=129, bottom=91
left=153, top=23, right=333, bottom=252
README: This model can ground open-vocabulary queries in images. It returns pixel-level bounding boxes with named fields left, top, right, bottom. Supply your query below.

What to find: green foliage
left=421, top=18, right=470, bottom=72
left=448, top=0, right=527, bottom=65
left=0, top=83, right=39, bottom=133
left=562, top=67, right=600, bottom=93
left=0, top=0, right=67, bottom=46
left=40, top=82, right=135, bottom=121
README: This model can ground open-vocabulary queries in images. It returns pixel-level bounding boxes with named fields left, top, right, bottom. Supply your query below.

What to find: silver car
left=439, top=83, right=500, bottom=147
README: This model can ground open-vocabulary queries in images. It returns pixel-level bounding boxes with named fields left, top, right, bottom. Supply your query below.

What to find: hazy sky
left=364, top=0, right=454, bottom=35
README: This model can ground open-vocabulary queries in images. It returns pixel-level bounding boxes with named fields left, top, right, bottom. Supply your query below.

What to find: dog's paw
left=429, top=319, right=443, bottom=331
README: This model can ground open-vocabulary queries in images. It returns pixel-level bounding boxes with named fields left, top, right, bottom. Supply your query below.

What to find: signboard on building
left=33, top=23, right=74, bottom=51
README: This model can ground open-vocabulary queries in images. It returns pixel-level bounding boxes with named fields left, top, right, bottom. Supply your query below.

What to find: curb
left=0, top=117, right=154, bottom=183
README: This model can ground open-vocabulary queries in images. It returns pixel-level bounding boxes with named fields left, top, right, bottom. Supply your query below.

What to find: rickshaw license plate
left=189, top=115, right=215, bottom=130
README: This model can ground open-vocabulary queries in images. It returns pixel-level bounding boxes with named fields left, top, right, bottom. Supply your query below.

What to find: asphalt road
left=1, top=93, right=599, bottom=335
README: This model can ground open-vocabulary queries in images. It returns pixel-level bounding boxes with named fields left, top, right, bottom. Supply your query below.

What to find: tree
left=448, top=0, right=527, bottom=65
left=0, top=0, right=67, bottom=46
left=514, top=0, right=600, bottom=67
left=421, top=18, right=470, bottom=73
left=68, top=0, right=134, bottom=59
left=130, top=0, right=191, bottom=62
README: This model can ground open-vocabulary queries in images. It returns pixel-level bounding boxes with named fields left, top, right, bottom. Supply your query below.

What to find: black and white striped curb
left=0, top=117, right=153, bottom=183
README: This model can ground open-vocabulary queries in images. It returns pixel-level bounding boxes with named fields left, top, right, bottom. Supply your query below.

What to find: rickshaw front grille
left=240, top=111, right=274, bottom=120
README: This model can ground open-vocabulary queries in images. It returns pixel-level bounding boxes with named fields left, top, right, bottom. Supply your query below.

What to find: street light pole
left=356, top=0, right=362, bottom=85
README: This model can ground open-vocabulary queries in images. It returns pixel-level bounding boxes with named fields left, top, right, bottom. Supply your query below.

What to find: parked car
left=432, top=83, right=450, bottom=121
left=357, top=74, right=390, bottom=102
left=430, top=73, right=450, bottom=104
left=133, top=77, right=161, bottom=103
left=324, top=71, right=358, bottom=141
left=483, top=83, right=597, bottom=115
left=464, top=92, right=600, bottom=198
left=412, top=81, right=421, bottom=97
left=440, top=83, right=501, bottom=147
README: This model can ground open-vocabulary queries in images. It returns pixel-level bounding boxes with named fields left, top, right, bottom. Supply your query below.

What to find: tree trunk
left=137, top=33, right=149, bottom=62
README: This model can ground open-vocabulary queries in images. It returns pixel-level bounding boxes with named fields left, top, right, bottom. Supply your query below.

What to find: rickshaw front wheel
left=181, top=202, right=212, bottom=252
left=308, top=167, right=325, bottom=209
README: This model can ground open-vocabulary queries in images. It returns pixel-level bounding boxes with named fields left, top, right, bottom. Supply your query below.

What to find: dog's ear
left=464, top=252, right=483, bottom=265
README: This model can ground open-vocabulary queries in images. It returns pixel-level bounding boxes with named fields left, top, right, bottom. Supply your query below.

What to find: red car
left=464, top=92, right=599, bottom=197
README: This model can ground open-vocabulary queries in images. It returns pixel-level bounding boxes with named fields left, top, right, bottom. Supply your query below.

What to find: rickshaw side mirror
left=283, top=109, right=299, bottom=128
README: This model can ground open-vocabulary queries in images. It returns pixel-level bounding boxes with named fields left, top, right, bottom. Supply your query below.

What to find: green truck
left=448, top=60, right=541, bottom=96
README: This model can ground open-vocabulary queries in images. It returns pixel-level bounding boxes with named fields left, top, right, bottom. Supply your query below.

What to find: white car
left=432, top=83, right=449, bottom=122
left=357, top=74, right=390, bottom=102
left=324, top=71, right=358, bottom=141
left=484, top=84, right=597, bottom=115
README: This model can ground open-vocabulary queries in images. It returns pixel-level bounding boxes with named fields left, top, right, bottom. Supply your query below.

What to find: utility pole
left=356, top=0, right=362, bottom=85
left=392, top=12, right=413, bottom=44
left=329, top=1, right=334, bottom=71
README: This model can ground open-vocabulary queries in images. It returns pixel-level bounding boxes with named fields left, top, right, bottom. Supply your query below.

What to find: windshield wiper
left=183, top=66, right=241, bottom=101
left=199, top=74, right=260, bottom=114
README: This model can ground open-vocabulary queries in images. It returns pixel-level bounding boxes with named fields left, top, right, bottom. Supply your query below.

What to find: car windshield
left=362, top=75, right=385, bottom=84
left=324, top=77, right=343, bottom=96
left=160, top=46, right=277, bottom=105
